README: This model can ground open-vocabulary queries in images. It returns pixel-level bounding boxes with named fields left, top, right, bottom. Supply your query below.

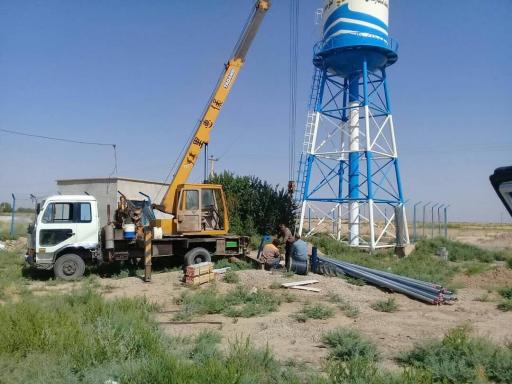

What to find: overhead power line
left=0, top=127, right=118, bottom=175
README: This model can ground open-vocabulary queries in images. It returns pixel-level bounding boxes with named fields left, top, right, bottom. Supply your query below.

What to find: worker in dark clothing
left=278, top=224, right=294, bottom=271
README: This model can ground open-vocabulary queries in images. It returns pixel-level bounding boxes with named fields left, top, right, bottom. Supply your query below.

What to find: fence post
left=422, top=202, right=431, bottom=239
left=437, top=204, right=444, bottom=236
left=431, top=203, right=439, bottom=239
left=413, top=201, right=422, bottom=242
left=444, top=205, right=450, bottom=238
left=10, top=193, right=16, bottom=238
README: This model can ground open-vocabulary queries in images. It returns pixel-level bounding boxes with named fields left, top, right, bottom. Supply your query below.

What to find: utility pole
left=208, top=155, right=219, bottom=179
left=413, top=201, right=422, bottom=242
left=10, top=193, right=16, bottom=238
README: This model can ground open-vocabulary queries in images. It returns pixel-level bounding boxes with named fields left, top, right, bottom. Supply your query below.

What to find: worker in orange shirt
left=260, top=238, right=281, bottom=270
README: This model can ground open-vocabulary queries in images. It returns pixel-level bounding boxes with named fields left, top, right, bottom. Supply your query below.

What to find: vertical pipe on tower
left=348, top=74, right=360, bottom=246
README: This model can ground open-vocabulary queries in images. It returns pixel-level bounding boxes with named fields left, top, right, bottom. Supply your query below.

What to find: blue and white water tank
left=316, top=0, right=398, bottom=75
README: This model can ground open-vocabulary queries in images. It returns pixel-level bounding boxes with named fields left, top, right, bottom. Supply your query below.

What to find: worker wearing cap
left=260, top=238, right=281, bottom=270
left=278, top=224, right=294, bottom=271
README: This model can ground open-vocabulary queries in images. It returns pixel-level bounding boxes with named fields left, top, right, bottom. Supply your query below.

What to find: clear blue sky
left=0, top=0, right=511, bottom=222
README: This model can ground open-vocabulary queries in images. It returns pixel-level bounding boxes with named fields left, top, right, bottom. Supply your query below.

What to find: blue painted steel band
left=362, top=60, right=369, bottom=107
left=315, top=70, right=327, bottom=112
left=341, top=78, right=348, bottom=122
left=382, top=69, right=392, bottom=113
left=338, top=161, right=344, bottom=199
left=323, top=5, right=388, bottom=33
left=348, top=74, right=359, bottom=102
left=349, top=152, right=360, bottom=199
left=303, top=154, right=314, bottom=199
left=394, top=158, right=405, bottom=202
left=324, top=22, right=388, bottom=41
left=348, top=74, right=360, bottom=200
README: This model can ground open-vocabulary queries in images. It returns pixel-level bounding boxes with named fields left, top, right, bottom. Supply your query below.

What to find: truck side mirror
left=36, top=203, right=41, bottom=215
left=490, top=166, right=512, bottom=217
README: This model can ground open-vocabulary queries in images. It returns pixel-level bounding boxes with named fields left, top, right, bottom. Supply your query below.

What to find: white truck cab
left=26, top=195, right=100, bottom=279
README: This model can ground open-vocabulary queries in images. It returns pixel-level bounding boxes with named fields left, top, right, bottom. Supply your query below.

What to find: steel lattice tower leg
left=296, top=61, right=409, bottom=250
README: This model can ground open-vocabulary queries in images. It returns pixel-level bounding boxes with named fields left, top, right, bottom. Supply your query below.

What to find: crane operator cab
left=490, top=166, right=512, bottom=218
left=153, top=183, right=229, bottom=237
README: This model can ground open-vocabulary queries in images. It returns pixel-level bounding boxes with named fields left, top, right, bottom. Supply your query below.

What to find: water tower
left=295, top=0, right=409, bottom=250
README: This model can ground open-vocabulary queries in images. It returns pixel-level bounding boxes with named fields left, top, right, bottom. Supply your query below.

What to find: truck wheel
left=184, top=248, right=211, bottom=266
left=54, top=253, right=86, bottom=280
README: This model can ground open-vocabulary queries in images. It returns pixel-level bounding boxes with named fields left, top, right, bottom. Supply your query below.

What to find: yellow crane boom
left=159, top=0, right=270, bottom=215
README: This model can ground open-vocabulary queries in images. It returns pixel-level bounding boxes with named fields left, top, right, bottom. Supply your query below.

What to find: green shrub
left=174, top=285, right=281, bottom=320
left=223, top=270, right=240, bottom=284
left=322, top=328, right=379, bottom=362
left=371, top=298, right=399, bottom=313
left=463, top=262, right=489, bottom=276
left=498, top=286, right=512, bottom=300
left=188, top=330, right=222, bottom=363
left=328, top=359, right=433, bottom=384
left=280, top=292, right=297, bottom=303
left=414, top=237, right=509, bottom=263
left=214, top=258, right=252, bottom=271
left=310, top=235, right=458, bottom=285
left=327, top=292, right=360, bottom=318
left=292, top=303, right=334, bottom=322
left=497, top=299, right=512, bottom=312
left=507, top=258, right=512, bottom=269
left=209, top=172, right=295, bottom=235
left=398, top=326, right=512, bottom=383
left=0, top=289, right=310, bottom=384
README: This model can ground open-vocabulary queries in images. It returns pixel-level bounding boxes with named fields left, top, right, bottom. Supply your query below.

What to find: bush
left=497, top=300, right=512, bottom=312
left=327, top=359, right=433, bottom=384
left=507, top=258, right=512, bottom=269
left=0, top=289, right=309, bottom=384
left=414, top=237, right=510, bottom=263
left=322, top=328, right=379, bottom=362
left=223, top=270, right=240, bottom=284
left=327, top=292, right=360, bottom=318
left=209, top=172, right=295, bottom=236
left=398, top=326, right=512, bottom=383
left=292, top=303, right=334, bottom=322
left=174, top=285, right=282, bottom=320
left=498, top=286, right=512, bottom=300
left=311, top=235, right=458, bottom=286
left=214, top=258, right=252, bottom=271
left=371, top=298, right=399, bottom=313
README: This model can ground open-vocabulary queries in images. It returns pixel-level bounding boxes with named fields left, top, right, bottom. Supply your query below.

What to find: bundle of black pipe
left=312, top=251, right=456, bottom=305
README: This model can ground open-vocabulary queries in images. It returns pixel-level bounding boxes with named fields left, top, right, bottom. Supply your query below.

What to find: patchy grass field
left=1, top=226, right=512, bottom=383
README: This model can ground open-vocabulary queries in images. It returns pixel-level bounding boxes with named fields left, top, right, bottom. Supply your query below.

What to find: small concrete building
left=57, top=177, right=170, bottom=226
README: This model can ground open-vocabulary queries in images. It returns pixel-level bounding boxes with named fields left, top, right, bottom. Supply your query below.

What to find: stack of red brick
left=184, top=262, right=215, bottom=285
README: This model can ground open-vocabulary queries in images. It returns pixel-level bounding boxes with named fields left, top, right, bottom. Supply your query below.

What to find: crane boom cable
left=289, top=0, right=299, bottom=181
left=156, top=1, right=265, bottom=202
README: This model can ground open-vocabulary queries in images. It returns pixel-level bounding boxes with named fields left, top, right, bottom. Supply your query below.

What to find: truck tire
left=184, top=247, right=211, bottom=266
left=54, top=253, right=86, bottom=280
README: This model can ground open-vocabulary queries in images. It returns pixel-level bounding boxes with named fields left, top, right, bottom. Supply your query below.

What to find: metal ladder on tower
left=294, top=67, right=323, bottom=206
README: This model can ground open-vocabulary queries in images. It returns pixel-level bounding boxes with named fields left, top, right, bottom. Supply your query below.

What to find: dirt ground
left=449, top=223, right=512, bottom=251
left=58, top=267, right=508, bottom=371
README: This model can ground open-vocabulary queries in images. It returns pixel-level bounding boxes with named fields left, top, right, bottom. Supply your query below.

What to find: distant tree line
left=0, top=202, right=35, bottom=214
left=209, top=172, right=296, bottom=236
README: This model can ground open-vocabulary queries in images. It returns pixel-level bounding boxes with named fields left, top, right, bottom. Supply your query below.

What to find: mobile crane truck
left=25, top=0, right=271, bottom=280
